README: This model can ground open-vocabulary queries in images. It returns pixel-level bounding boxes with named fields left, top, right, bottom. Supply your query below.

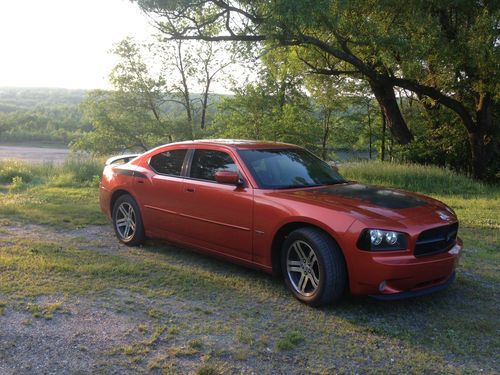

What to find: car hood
left=273, top=183, right=454, bottom=224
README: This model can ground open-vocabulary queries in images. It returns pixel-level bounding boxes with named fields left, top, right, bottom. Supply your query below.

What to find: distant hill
left=0, top=87, right=230, bottom=113
left=0, top=87, right=89, bottom=112
left=0, top=87, right=229, bottom=147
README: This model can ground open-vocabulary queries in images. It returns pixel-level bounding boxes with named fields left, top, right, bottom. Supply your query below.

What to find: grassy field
left=0, top=159, right=498, bottom=374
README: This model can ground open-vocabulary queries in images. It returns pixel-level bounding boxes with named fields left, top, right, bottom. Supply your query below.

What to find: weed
left=189, top=338, right=203, bottom=350
left=26, top=301, right=63, bottom=320
left=197, top=363, right=221, bottom=375
left=276, top=331, right=304, bottom=351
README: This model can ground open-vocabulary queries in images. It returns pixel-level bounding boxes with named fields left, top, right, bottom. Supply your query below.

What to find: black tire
left=112, top=194, right=145, bottom=246
left=281, top=227, right=346, bottom=307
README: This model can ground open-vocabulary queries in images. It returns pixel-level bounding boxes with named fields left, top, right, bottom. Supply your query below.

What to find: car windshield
left=238, top=148, right=347, bottom=189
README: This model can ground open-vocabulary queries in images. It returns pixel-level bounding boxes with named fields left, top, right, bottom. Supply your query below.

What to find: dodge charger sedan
left=99, top=139, right=461, bottom=306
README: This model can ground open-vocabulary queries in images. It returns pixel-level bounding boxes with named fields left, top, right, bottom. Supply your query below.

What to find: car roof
left=166, top=139, right=298, bottom=150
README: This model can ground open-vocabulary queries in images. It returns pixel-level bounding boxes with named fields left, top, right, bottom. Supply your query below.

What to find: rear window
left=149, top=149, right=187, bottom=176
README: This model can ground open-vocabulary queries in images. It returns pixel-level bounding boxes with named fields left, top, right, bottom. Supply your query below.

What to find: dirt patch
left=0, top=299, right=140, bottom=374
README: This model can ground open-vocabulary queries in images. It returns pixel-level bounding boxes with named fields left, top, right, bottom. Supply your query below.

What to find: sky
left=0, top=0, right=156, bottom=90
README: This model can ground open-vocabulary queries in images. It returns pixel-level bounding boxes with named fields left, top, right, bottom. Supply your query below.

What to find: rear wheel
left=281, top=227, right=346, bottom=307
left=112, top=194, right=145, bottom=246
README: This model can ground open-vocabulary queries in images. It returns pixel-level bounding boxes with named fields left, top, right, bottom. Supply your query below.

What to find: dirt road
left=0, top=145, right=69, bottom=164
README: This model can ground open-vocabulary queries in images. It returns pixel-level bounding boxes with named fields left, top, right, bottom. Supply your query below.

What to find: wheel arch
left=271, top=222, right=349, bottom=285
left=110, top=189, right=133, bottom=214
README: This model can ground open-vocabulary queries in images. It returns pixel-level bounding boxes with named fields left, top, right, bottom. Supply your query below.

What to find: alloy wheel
left=115, top=202, right=136, bottom=241
left=286, top=240, right=320, bottom=297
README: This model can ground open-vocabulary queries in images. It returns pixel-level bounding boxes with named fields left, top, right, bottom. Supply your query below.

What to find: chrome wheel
left=115, top=202, right=136, bottom=241
left=286, top=240, right=320, bottom=297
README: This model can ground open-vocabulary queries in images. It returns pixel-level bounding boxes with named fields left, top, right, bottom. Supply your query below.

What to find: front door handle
left=186, top=188, right=195, bottom=193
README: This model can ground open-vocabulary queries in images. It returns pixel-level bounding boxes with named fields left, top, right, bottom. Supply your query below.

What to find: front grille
left=414, top=222, right=458, bottom=257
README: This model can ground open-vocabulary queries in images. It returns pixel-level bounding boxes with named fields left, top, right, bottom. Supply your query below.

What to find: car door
left=181, top=148, right=254, bottom=261
left=139, top=148, right=192, bottom=237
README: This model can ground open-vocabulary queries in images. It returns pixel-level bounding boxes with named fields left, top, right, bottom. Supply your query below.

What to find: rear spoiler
left=105, top=154, right=140, bottom=166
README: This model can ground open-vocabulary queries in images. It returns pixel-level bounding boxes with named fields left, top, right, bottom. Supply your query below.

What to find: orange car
left=99, top=140, right=461, bottom=306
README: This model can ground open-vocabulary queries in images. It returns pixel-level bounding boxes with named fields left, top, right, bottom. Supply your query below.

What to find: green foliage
left=73, top=38, right=173, bottom=155
left=135, top=0, right=499, bottom=180
left=0, top=103, right=88, bottom=146
left=214, top=49, right=322, bottom=151
left=0, top=161, right=39, bottom=184
left=72, top=38, right=227, bottom=155
left=0, top=158, right=102, bottom=188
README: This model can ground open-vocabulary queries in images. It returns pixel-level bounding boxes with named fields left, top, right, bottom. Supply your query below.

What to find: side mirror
left=215, top=170, right=243, bottom=186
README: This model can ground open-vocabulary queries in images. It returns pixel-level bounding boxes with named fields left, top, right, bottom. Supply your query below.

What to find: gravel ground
left=0, top=224, right=139, bottom=374
left=0, top=299, right=140, bottom=375
left=1, top=221, right=497, bottom=374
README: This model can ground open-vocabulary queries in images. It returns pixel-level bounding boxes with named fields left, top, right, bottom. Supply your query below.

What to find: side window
left=149, top=149, right=187, bottom=176
left=190, top=149, right=237, bottom=181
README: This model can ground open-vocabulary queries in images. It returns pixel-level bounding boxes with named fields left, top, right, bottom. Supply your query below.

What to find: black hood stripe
left=314, top=184, right=428, bottom=209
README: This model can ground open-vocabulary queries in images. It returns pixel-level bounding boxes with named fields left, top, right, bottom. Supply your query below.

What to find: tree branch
left=388, top=76, right=476, bottom=131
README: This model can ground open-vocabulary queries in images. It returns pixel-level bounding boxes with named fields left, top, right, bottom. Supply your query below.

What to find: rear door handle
left=186, top=188, right=195, bottom=193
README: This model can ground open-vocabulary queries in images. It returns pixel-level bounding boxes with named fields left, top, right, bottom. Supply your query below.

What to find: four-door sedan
left=99, top=140, right=461, bottom=306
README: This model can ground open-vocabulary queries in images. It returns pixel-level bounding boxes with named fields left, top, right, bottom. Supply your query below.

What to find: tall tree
left=215, top=49, right=319, bottom=149
left=74, top=38, right=172, bottom=154
left=134, top=0, right=499, bottom=179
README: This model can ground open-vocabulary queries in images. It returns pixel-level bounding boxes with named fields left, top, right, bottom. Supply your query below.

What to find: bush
left=62, top=158, right=102, bottom=185
left=0, top=161, right=36, bottom=184
left=0, top=158, right=104, bottom=188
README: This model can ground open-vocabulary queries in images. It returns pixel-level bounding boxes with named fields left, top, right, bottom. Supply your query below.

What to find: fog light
left=379, top=280, right=387, bottom=292
left=370, top=230, right=383, bottom=245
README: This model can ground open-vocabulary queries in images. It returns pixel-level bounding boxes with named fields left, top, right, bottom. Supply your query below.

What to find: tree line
left=0, top=0, right=498, bottom=181
left=125, top=0, right=498, bottom=181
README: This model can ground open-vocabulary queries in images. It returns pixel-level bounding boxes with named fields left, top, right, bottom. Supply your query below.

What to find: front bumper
left=369, top=271, right=455, bottom=300
left=348, top=238, right=462, bottom=297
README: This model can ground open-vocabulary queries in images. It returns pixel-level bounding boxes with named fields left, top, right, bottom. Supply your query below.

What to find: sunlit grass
left=0, top=159, right=498, bottom=373
left=341, top=160, right=497, bottom=197
left=0, top=158, right=106, bottom=227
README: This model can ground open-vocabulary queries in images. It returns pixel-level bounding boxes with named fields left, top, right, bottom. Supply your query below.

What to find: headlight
left=357, top=229, right=408, bottom=251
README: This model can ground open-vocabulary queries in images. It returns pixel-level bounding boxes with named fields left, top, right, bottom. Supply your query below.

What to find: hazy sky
left=0, top=0, right=156, bottom=89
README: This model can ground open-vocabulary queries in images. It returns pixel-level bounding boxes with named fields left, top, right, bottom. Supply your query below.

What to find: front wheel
left=281, top=227, right=346, bottom=307
left=112, top=194, right=145, bottom=246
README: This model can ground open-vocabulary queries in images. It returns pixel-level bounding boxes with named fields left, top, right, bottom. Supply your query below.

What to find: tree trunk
left=367, top=102, right=372, bottom=160
left=381, top=109, right=386, bottom=161
left=469, top=92, right=496, bottom=179
left=200, top=77, right=211, bottom=130
left=322, top=110, right=331, bottom=160
left=369, top=79, right=413, bottom=144
left=176, top=41, right=194, bottom=140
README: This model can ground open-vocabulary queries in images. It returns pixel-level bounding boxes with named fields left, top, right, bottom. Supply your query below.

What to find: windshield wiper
left=326, top=180, right=349, bottom=185
left=277, top=184, right=322, bottom=189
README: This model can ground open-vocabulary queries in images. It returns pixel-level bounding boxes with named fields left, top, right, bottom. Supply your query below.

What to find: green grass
left=0, top=158, right=106, bottom=227
left=0, top=160, right=498, bottom=373
left=275, top=331, right=304, bottom=351
left=341, top=160, right=498, bottom=197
